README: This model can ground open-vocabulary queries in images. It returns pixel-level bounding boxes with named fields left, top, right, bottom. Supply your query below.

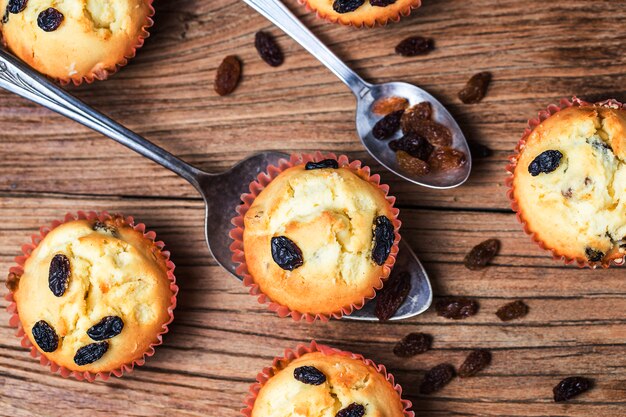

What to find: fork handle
left=0, top=49, right=204, bottom=189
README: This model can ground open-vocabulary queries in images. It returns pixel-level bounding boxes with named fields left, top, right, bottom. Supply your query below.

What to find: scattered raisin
left=404, top=119, right=453, bottom=147
left=400, top=102, right=432, bottom=132
left=585, top=247, right=604, bottom=262
left=87, top=316, right=124, bottom=341
left=305, top=159, right=339, bottom=170
left=420, top=363, right=456, bottom=394
left=436, top=297, right=478, bottom=320
left=293, top=366, right=326, bottom=385
left=214, top=55, right=242, bottom=96
left=370, top=0, right=396, bottom=6
left=48, top=253, right=70, bottom=297
left=336, top=403, right=365, bottom=417
left=271, top=236, right=303, bottom=271
left=333, top=0, right=365, bottom=13
left=496, top=300, right=529, bottom=322
left=32, top=320, right=58, bottom=353
left=389, top=133, right=434, bottom=161
left=7, top=0, right=27, bottom=14
left=458, top=72, right=492, bottom=104
left=93, top=221, right=117, bottom=235
left=428, top=147, right=467, bottom=171
left=2, top=8, right=9, bottom=23
left=373, top=110, right=403, bottom=140
left=396, top=150, right=430, bottom=176
left=37, top=7, right=63, bottom=32
left=468, top=140, right=493, bottom=158
left=255, top=31, right=283, bottom=67
left=372, top=216, right=395, bottom=265
left=458, top=349, right=492, bottom=377
left=393, top=332, right=432, bottom=357
left=74, top=342, right=109, bottom=366
left=6, top=271, right=20, bottom=292
left=395, top=36, right=434, bottom=57
left=375, top=271, right=411, bottom=321
left=464, top=238, right=500, bottom=270
left=372, top=96, right=408, bottom=115
left=528, top=150, right=562, bottom=176
left=553, top=376, right=593, bottom=402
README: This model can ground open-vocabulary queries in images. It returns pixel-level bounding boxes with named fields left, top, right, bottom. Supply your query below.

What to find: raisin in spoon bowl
left=0, top=49, right=432, bottom=321
left=243, top=0, right=472, bottom=189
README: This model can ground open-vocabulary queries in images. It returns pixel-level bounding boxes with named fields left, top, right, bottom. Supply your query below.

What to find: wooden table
left=2, top=0, right=625, bottom=415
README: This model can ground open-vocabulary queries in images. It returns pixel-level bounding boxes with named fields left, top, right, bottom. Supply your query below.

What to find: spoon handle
left=0, top=49, right=205, bottom=189
left=243, top=0, right=371, bottom=97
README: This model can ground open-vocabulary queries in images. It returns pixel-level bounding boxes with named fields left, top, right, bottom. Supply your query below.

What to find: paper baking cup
left=242, top=340, right=414, bottom=417
left=298, top=0, right=422, bottom=28
left=229, top=152, right=401, bottom=322
left=505, top=96, right=626, bottom=268
left=5, top=211, right=178, bottom=382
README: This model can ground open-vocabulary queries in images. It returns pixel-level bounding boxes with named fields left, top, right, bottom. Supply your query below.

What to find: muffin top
left=305, top=0, right=421, bottom=27
left=252, top=351, right=405, bottom=417
left=0, top=0, right=152, bottom=82
left=512, top=105, right=626, bottom=264
left=243, top=162, right=397, bottom=315
left=12, top=217, right=173, bottom=373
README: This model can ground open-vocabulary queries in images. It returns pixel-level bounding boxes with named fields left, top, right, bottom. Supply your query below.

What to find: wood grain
left=1, top=0, right=626, bottom=416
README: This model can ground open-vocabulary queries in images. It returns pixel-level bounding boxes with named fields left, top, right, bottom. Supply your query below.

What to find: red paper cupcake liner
left=241, top=340, right=414, bottom=417
left=229, top=152, right=401, bottom=322
left=5, top=211, right=178, bottom=382
left=298, top=0, right=422, bottom=28
left=505, top=96, right=626, bottom=268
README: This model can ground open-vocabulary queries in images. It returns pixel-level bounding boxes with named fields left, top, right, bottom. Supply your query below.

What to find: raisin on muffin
left=0, top=0, right=153, bottom=83
left=302, top=0, right=421, bottom=27
left=242, top=160, right=399, bottom=316
left=512, top=104, right=626, bottom=265
left=11, top=216, right=173, bottom=373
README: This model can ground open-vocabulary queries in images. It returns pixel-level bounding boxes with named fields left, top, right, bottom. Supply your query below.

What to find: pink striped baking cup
left=229, top=152, right=401, bottom=322
left=5, top=211, right=178, bottom=382
left=298, top=0, right=421, bottom=28
left=241, top=340, right=414, bottom=417
left=505, top=96, right=626, bottom=268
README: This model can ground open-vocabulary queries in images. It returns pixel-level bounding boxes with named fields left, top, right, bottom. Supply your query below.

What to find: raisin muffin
left=250, top=351, right=406, bottom=417
left=242, top=159, right=399, bottom=317
left=511, top=104, right=626, bottom=265
left=0, top=0, right=153, bottom=83
left=302, top=0, right=421, bottom=27
left=10, top=216, right=173, bottom=373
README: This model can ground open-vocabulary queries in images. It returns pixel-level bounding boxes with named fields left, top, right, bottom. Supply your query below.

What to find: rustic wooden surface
left=2, top=0, right=626, bottom=415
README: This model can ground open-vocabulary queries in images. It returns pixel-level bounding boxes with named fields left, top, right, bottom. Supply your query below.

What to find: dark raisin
left=464, top=238, right=500, bottom=270
left=93, top=221, right=117, bottom=236
left=375, top=271, right=411, bottom=321
left=585, top=247, right=604, bottom=262
left=420, top=363, right=456, bottom=394
left=370, top=0, right=396, bottom=6
left=7, top=0, right=27, bottom=14
left=271, top=236, right=303, bottom=271
left=2, top=8, right=9, bottom=23
left=87, top=316, right=124, bottom=341
left=333, top=0, right=365, bottom=13
left=214, top=55, right=241, bottom=96
left=403, top=119, right=453, bottom=147
left=6, top=271, right=20, bottom=292
left=32, top=320, right=58, bottom=353
left=37, top=7, right=64, bottom=32
left=336, top=403, right=365, bottom=417
left=528, top=150, right=563, bottom=176
left=428, top=147, right=467, bottom=172
left=458, top=349, right=492, bottom=377
left=389, top=133, right=434, bottom=161
left=372, top=216, right=395, bottom=265
left=393, top=332, right=432, bottom=357
left=372, top=96, right=408, bottom=115
left=49, top=253, right=70, bottom=297
left=396, top=150, right=430, bottom=176
left=373, top=110, right=403, bottom=140
left=400, top=102, right=432, bottom=132
left=553, top=376, right=593, bottom=402
left=458, top=72, right=492, bottom=104
left=496, top=300, right=529, bottom=322
left=293, top=366, right=326, bottom=385
left=74, top=342, right=109, bottom=366
left=436, top=297, right=479, bottom=320
left=468, top=140, right=493, bottom=158
left=395, top=36, right=434, bottom=57
left=305, top=159, right=339, bottom=170
left=255, top=31, right=283, bottom=67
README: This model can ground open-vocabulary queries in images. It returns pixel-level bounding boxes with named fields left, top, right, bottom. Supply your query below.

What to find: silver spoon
left=0, top=49, right=431, bottom=320
left=244, top=0, right=471, bottom=189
